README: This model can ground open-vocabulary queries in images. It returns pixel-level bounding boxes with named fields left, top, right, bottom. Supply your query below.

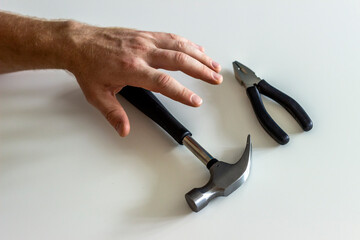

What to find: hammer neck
left=182, top=135, right=215, bottom=166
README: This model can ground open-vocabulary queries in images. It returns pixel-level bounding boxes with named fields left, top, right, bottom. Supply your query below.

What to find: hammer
left=119, top=86, right=252, bottom=212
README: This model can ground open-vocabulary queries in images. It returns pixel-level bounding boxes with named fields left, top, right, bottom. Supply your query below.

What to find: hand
left=67, top=22, right=223, bottom=137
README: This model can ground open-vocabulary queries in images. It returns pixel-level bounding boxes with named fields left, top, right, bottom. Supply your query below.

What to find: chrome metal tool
left=119, top=86, right=252, bottom=212
left=233, top=61, right=313, bottom=144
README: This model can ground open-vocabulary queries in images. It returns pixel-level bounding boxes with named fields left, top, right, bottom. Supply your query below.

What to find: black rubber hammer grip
left=119, top=86, right=191, bottom=144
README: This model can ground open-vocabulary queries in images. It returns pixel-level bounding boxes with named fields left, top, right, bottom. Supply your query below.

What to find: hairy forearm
left=0, top=11, right=72, bottom=73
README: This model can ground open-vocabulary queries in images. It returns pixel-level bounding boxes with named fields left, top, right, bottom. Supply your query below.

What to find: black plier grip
left=233, top=61, right=313, bottom=144
left=247, top=80, right=312, bottom=144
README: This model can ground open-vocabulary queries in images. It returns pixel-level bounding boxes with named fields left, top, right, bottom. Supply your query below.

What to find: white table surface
left=1, top=1, right=360, bottom=239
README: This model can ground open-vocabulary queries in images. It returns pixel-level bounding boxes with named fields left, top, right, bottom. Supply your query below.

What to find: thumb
left=91, top=92, right=130, bottom=137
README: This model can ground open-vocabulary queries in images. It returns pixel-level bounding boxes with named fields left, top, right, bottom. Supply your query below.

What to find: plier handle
left=233, top=61, right=313, bottom=144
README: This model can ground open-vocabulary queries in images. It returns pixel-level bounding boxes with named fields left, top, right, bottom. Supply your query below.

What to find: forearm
left=0, top=11, right=72, bottom=73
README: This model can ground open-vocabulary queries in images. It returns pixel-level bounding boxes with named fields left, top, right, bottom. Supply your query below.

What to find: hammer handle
left=119, top=86, right=192, bottom=145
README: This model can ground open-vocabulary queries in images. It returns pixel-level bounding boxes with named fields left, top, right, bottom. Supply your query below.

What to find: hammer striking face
left=184, top=135, right=252, bottom=212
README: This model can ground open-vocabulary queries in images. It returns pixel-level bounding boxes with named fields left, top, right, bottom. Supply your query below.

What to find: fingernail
left=211, top=61, right=220, bottom=69
left=190, top=94, right=203, bottom=106
left=212, top=72, right=223, bottom=83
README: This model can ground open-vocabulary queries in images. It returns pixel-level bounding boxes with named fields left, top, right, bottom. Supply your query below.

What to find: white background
left=1, top=1, right=360, bottom=239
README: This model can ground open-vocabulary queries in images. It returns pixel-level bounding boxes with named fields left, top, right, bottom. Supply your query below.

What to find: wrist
left=45, top=19, right=81, bottom=72
left=58, top=20, right=92, bottom=76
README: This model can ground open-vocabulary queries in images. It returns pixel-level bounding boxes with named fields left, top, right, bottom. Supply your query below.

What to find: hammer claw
left=185, top=135, right=252, bottom=212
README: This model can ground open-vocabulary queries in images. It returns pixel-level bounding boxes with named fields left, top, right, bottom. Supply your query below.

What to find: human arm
left=0, top=11, right=223, bottom=136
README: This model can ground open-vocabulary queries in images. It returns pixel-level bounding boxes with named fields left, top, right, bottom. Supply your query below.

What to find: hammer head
left=185, top=135, right=252, bottom=212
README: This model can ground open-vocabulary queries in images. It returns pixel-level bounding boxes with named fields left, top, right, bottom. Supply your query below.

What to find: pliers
left=233, top=61, right=313, bottom=145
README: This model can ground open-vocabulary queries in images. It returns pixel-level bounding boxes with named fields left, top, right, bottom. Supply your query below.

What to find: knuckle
left=176, top=40, right=185, bottom=50
left=130, top=36, right=151, bottom=51
left=139, top=32, right=156, bottom=41
left=119, top=57, right=141, bottom=70
left=161, top=50, right=172, bottom=59
left=174, top=52, right=188, bottom=64
left=178, top=87, right=188, bottom=98
left=168, top=33, right=178, bottom=40
left=156, top=73, right=172, bottom=89
left=132, top=36, right=144, bottom=44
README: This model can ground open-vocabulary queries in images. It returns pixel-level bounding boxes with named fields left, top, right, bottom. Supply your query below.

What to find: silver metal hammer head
left=185, top=135, right=252, bottom=212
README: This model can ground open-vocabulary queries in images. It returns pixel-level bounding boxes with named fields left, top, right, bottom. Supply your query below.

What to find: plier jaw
left=232, top=61, right=261, bottom=88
